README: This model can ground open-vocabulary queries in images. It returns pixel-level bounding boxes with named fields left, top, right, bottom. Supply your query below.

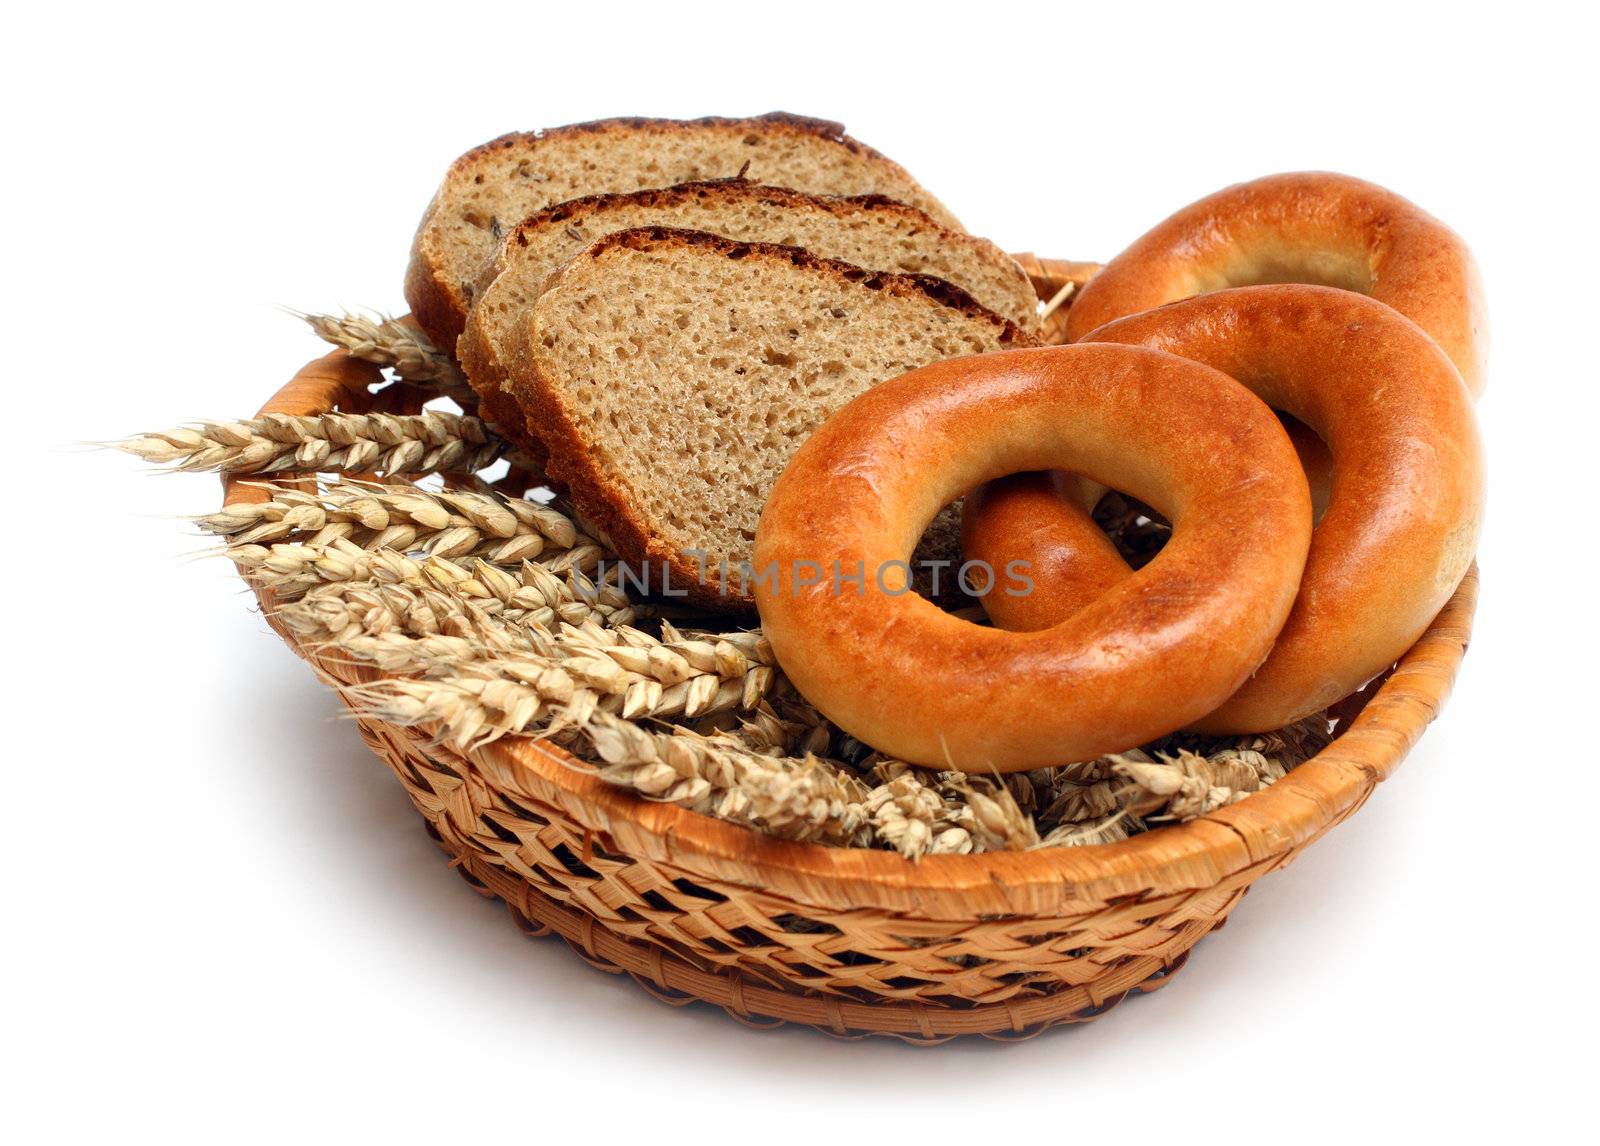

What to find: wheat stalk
left=863, top=770, right=975, bottom=858
left=1037, top=278, right=1079, bottom=322
left=577, top=710, right=871, bottom=845
left=1028, top=713, right=1333, bottom=844
left=132, top=305, right=1348, bottom=855
left=232, top=538, right=635, bottom=626
left=345, top=676, right=859, bottom=844
left=201, top=478, right=588, bottom=563
left=299, top=311, right=468, bottom=393
left=940, top=774, right=1041, bottom=851
left=174, top=404, right=1338, bottom=854
left=258, top=536, right=828, bottom=840
left=284, top=543, right=1329, bottom=853
left=116, top=411, right=505, bottom=475
left=341, top=639, right=775, bottom=743
left=296, top=315, right=545, bottom=476
left=276, top=582, right=546, bottom=667
left=246, top=549, right=622, bottom=652
left=274, top=557, right=773, bottom=729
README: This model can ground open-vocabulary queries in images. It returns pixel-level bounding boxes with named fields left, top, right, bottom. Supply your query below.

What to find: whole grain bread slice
left=507, top=227, right=1037, bottom=610
left=407, top=113, right=961, bottom=350
left=458, top=181, right=1040, bottom=458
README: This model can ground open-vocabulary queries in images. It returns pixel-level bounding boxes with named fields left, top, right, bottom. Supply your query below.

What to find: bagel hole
left=1278, top=413, right=1333, bottom=524
left=913, top=485, right=1176, bottom=621
left=1208, top=247, right=1373, bottom=296
left=908, top=498, right=987, bottom=615
left=1091, top=486, right=1170, bottom=570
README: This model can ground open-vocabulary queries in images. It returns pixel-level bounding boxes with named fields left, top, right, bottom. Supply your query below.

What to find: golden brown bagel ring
left=752, top=344, right=1312, bottom=772
left=1067, top=172, right=1489, bottom=396
left=967, top=286, right=1485, bottom=733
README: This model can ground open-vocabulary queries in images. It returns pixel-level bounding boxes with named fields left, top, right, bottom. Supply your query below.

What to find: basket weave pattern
left=228, top=257, right=1477, bottom=1041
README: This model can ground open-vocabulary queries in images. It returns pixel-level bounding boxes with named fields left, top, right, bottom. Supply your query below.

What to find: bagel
left=966, top=286, right=1485, bottom=732
left=752, top=344, right=1313, bottom=772
left=1067, top=172, right=1488, bottom=396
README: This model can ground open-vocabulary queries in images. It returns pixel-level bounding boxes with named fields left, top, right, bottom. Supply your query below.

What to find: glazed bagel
left=1067, top=172, right=1488, bottom=396
left=967, top=286, right=1485, bottom=732
left=752, top=344, right=1313, bottom=772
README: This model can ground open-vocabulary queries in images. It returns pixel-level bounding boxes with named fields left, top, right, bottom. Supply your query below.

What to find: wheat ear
left=233, top=536, right=626, bottom=617
left=579, top=711, right=871, bottom=846
left=1030, top=712, right=1333, bottom=842
left=273, top=555, right=770, bottom=726
left=344, top=682, right=856, bottom=844
left=299, top=311, right=468, bottom=393
left=116, top=411, right=505, bottom=476
left=200, top=478, right=589, bottom=564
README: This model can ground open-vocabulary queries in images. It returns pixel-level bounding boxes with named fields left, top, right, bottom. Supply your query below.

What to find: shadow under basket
left=226, top=256, right=1478, bottom=1043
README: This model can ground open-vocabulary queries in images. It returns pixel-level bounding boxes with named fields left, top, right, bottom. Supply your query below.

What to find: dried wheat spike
left=554, top=618, right=774, bottom=683
left=297, top=314, right=548, bottom=474
left=863, top=771, right=975, bottom=858
left=200, top=478, right=587, bottom=563
left=116, top=411, right=505, bottom=475
left=277, top=583, right=550, bottom=669
left=278, top=560, right=754, bottom=725
left=709, top=754, right=872, bottom=846
left=1029, top=713, right=1332, bottom=843
left=449, top=641, right=773, bottom=725
left=299, top=311, right=468, bottom=392
left=938, top=774, right=1041, bottom=851
left=581, top=713, right=870, bottom=845
left=306, top=588, right=773, bottom=741
left=347, top=684, right=834, bottom=839
left=232, top=539, right=638, bottom=628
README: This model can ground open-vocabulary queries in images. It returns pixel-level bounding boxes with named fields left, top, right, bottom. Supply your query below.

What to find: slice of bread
left=406, top=113, right=961, bottom=350
left=458, top=181, right=1040, bottom=457
left=506, top=227, right=1037, bottom=610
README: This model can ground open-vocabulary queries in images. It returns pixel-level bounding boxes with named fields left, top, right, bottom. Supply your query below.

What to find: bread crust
left=506, top=226, right=1035, bottom=610
left=475, top=179, right=1035, bottom=327
left=454, top=293, right=550, bottom=476
left=456, top=179, right=1042, bottom=471
left=969, top=286, right=1485, bottom=732
left=1067, top=171, right=1488, bottom=395
left=407, top=113, right=962, bottom=351
left=752, top=343, right=1315, bottom=771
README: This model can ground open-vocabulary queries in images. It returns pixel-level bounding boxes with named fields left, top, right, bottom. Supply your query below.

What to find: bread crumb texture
left=419, top=115, right=960, bottom=326
left=525, top=231, right=1025, bottom=580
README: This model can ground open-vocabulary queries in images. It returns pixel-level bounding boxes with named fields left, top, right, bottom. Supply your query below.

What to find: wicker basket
left=225, top=257, right=1477, bottom=1043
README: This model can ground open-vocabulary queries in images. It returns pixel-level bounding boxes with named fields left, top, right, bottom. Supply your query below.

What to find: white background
left=8, top=1, right=1596, bottom=1141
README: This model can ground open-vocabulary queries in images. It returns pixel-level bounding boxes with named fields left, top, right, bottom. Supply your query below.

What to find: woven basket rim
left=229, top=298, right=1475, bottom=919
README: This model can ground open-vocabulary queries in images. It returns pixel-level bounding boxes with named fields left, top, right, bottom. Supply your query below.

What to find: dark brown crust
left=405, top=113, right=960, bottom=351
left=462, top=112, right=859, bottom=163
left=404, top=235, right=465, bottom=356
left=455, top=305, right=551, bottom=473
left=525, top=180, right=915, bottom=231
left=488, top=179, right=1032, bottom=325
left=457, top=180, right=1039, bottom=474
left=506, top=227, right=1037, bottom=612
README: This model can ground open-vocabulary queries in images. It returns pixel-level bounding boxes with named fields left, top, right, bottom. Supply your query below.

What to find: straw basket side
left=227, top=257, right=1477, bottom=1042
